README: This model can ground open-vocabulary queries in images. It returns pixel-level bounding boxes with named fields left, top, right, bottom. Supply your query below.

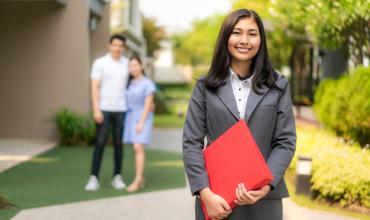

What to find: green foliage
left=143, top=16, right=166, bottom=57
left=231, top=0, right=272, bottom=19
left=314, top=67, right=370, bottom=146
left=173, top=1, right=296, bottom=70
left=292, top=125, right=370, bottom=209
left=172, top=14, right=224, bottom=66
left=153, top=114, right=186, bottom=128
left=158, top=85, right=192, bottom=100
left=153, top=84, right=191, bottom=127
left=155, top=84, right=192, bottom=116
left=272, top=0, right=370, bottom=65
left=192, top=65, right=210, bottom=82
left=55, top=108, right=95, bottom=145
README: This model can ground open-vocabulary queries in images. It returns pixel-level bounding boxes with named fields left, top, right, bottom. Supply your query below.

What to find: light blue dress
left=123, top=76, right=156, bottom=145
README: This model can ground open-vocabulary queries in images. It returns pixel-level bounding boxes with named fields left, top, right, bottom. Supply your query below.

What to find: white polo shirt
left=229, top=68, right=254, bottom=119
left=90, top=53, right=129, bottom=112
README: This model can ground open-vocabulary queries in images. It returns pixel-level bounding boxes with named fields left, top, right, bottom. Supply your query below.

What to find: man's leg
left=112, top=112, right=125, bottom=176
left=90, top=112, right=111, bottom=177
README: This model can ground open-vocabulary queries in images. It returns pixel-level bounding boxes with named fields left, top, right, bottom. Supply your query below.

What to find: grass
left=0, top=145, right=185, bottom=219
left=154, top=114, right=186, bottom=128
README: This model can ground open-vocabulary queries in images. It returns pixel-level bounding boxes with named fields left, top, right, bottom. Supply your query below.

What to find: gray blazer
left=182, top=73, right=296, bottom=200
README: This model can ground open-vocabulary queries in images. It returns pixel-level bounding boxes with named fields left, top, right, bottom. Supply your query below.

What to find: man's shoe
left=111, top=174, right=126, bottom=190
left=85, top=175, right=100, bottom=191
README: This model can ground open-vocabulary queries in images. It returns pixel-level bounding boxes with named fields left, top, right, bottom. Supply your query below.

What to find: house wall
left=0, top=1, right=95, bottom=140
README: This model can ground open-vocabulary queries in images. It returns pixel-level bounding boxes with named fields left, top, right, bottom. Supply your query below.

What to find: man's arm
left=91, top=79, right=104, bottom=124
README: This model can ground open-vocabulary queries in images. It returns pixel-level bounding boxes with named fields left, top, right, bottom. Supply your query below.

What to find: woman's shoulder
left=273, top=71, right=289, bottom=89
left=191, top=77, right=207, bottom=95
left=142, top=77, right=156, bottom=92
left=142, top=76, right=155, bottom=85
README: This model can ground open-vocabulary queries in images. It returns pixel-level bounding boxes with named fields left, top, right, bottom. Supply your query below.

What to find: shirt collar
left=229, top=68, right=254, bottom=84
left=106, top=53, right=124, bottom=62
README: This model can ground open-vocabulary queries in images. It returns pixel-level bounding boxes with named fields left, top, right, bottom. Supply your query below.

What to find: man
left=85, top=34, right=129, bottom=191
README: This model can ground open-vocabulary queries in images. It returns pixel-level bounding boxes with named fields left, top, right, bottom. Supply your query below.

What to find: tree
left=143, top=16, right=166, bottom=58
left=272, top=0, right=370, bottom=66
left=172, top=13, right=225, bottom=66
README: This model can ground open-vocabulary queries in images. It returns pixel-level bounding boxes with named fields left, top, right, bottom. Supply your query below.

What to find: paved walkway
left=12, top=188, right=357, bottom=220
left=0, top=139, right=56, bottom=173
left=1, top=122, right=358, bottom=220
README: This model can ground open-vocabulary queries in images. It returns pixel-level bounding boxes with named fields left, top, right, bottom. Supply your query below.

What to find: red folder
left=201, top=120, right=274, bottom=220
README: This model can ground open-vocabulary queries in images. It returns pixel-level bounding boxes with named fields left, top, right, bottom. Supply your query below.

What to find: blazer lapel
left=244, top=84, right=270, bottom=123
left=215, top=77, right=240, bottom=121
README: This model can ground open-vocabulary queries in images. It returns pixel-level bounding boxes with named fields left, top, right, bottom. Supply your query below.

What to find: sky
left=139, top=0, right=231, bottom=33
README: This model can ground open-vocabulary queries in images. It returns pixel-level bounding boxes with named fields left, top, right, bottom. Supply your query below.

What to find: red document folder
left=201, top=120, right=274, bottom=220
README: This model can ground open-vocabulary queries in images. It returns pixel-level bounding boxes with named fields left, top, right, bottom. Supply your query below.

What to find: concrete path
left=13, top=188, right=194, bottom=220
left=12, top=187, right=357, bottom=220
left=0, top=139, right=56, bottom=173
left=148, top=128, right=183, bottom=152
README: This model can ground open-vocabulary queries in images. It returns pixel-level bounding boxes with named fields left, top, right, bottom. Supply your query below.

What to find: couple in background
left=85, top=34, right=156, bottom=193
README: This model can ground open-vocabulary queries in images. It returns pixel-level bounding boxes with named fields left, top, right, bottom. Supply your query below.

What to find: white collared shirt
left=90, top=53, right=129, bottom=112
left=229, top=68, right=254, bottom=119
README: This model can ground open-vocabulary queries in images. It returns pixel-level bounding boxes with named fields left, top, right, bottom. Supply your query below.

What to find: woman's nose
left=240, top=34, right=250, bottom=45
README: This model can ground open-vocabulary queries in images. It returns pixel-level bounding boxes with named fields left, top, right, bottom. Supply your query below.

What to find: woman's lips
left=236, top=47, right=251, bottom=53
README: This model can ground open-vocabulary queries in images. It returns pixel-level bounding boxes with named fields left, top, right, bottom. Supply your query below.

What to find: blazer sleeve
left=182, top=80, right=209, bottom=195
left=267, top=79, right=297, bottom=188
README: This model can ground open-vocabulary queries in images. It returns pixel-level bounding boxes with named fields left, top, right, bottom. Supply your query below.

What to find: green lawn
left=154, top=114, right=186, bottom=128
left=0, top=145, right=185, bottom=219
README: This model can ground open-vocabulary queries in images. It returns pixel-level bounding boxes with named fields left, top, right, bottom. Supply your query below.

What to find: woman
left=123, top=57, right=156, bottom=193
left=182, top=9, right=296, bottom=220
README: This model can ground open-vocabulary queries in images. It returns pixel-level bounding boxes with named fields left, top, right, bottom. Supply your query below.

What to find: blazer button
left=239, top=99, right=241, bottom=101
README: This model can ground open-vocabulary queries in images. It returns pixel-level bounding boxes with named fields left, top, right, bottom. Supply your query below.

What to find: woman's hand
left=234, top=183, right=271, bottom=206
left=93, top=110, right=104, bottom=124
left=136, top=121, right=144, bottom=134
left=200, top=188, right=232, bottom=220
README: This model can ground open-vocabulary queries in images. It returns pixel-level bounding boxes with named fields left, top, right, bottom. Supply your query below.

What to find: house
left=110, top=0, right=147, bottom=61
left=0, top=0, right=146, bottom=141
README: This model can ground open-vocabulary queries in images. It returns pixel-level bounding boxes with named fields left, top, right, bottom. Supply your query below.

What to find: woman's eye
left=232, top=31, right=241, bottom=35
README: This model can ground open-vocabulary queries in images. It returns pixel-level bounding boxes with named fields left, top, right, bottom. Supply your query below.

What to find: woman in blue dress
left=123, top=57, right=156, bottom=192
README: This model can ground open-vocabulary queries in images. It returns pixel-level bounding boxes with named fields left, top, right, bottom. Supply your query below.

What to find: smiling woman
left=183, top=9, right=296, bottom=220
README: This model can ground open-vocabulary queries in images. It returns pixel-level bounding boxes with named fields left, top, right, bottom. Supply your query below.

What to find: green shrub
left=55, top=108, right=95, bottom=145
left=154, top=91, right=170, bottom=114
left=292, top=125, right=370, bottom=209
left=155, top=84, right=192, bottom=115
left=314, top=66, right=370, bottom=146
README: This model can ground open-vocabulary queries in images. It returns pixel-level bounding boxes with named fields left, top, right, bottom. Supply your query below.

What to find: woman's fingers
left=239, top=183, right=252, bottom=204
left=221, top=200, right=231, bottom=212
left=206, top=193, right=231, bottom=220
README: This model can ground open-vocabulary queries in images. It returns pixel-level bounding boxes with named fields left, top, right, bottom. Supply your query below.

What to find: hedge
left=291, top=125, right=370, bottom=209
left=313, top=66, right=370, bottom=146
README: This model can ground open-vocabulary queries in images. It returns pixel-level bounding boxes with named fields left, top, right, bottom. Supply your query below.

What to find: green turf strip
left=0, top=145, right=185, bottom=219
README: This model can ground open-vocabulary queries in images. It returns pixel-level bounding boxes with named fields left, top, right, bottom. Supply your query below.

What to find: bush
left=314, top=66, right=370, bottom=146
left=155, top=84, right=192, bottom=115
left=291, top=125, right=370, bottom=209
left=55, top=108, right=95, bottom=145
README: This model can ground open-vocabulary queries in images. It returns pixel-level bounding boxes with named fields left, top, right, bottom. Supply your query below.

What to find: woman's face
left=228, top=17, right=261, bottom=65
left=129, top=59, right=143, bottom=78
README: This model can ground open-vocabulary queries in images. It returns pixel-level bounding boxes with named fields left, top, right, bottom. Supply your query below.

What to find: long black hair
left=204, top=9, right=281, bottom=94
left=127, top=56, right=145, bottom=89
